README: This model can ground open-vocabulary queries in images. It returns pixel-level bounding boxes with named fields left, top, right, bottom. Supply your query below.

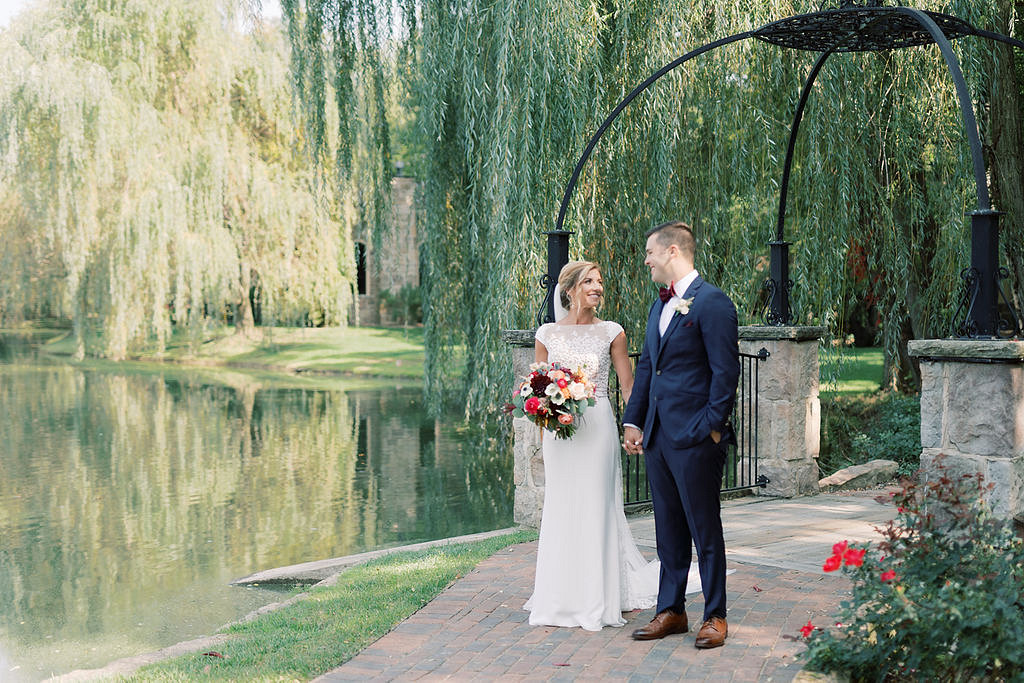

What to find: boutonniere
left=672, top=297, right=695, bottom=316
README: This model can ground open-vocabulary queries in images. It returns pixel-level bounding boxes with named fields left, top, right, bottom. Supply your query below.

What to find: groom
left=622, top=220, right=739, bottom=649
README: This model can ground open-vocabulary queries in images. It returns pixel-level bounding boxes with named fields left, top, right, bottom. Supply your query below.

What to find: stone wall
left=739, top=326, right=824, bottom=497
left=909, top=339, right=1024, bottom=521
left=504, top=329, right=544, bottom=528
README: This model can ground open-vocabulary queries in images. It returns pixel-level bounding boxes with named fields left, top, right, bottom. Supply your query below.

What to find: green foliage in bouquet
left=801, top=463, right=1024, bottom=681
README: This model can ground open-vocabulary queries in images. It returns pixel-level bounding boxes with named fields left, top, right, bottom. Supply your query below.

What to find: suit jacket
left=622, top=276, right=740, bottom=450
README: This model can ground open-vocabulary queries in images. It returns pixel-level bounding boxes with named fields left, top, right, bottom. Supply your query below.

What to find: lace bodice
left=535, top=321, right=624, bottom=398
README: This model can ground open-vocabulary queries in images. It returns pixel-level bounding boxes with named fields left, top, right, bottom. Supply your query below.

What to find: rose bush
left=800, top=462, right=1024, bottom=681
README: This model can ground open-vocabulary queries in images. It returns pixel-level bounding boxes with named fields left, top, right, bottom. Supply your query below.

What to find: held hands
left=623, top=426, right=644, bottom=455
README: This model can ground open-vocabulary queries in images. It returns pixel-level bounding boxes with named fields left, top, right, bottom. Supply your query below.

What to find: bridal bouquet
left=504, top=362, right=596, bottom=440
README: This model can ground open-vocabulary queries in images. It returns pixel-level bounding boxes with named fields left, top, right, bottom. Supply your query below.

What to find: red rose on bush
left=843, top=548, right=866, bottom=567
left=880, top=570, right=896, bottom=582
left=823, top=540, right=868, bottom=572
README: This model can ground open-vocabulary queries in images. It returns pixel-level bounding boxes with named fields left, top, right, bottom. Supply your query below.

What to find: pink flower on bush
left=880, top=570, right=897, bottom=582
left=800, top=620, right=814, bottom=638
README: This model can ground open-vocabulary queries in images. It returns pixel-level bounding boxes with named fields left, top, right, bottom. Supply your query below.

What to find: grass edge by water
left=114, top=529, right=538, bottom=682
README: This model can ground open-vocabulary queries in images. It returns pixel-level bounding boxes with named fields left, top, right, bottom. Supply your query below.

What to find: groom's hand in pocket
left=623, top=426, right=644, bottom=454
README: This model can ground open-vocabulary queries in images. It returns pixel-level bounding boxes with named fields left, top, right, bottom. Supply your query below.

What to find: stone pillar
left=503, top=329, right=544, bottom=528
left=739, top=326, right=824, bottom=497
left=908, top=339, right=1024, bottom=521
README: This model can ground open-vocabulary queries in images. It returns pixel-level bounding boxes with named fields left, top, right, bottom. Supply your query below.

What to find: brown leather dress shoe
left=631, top=610, right=688, bottom=640
left=695, top=616, right=728, bottom=649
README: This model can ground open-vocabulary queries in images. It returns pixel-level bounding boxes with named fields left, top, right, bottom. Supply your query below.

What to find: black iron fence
left=612, top=348, right=770, bottom=507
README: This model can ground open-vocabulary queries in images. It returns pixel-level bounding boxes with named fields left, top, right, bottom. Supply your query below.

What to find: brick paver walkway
left=317, top=540, right=851, bottom=681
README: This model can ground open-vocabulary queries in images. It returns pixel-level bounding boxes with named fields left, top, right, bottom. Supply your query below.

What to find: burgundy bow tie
left=658, top=285, right=674, bottom=303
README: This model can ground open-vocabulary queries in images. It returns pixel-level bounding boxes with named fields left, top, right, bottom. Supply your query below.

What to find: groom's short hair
left=647, top=220, right=696, bottom=259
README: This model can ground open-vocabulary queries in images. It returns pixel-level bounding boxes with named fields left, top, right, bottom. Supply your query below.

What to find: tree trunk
left=894, top=312, right=920, bottom=393
left=237, top=264, right=256, bottom=335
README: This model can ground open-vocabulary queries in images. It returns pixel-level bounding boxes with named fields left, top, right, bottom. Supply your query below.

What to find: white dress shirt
left=659, top=270, right=699, bottom=336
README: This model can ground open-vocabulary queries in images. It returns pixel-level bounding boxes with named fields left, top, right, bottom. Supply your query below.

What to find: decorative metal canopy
left=540, top=0, right=1023, bottom=340
left=753, top=6, right=976, bottom=52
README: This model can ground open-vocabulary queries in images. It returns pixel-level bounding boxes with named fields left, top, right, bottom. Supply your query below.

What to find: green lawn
left=41, top=325, right=432, bottom=382
left=123, top=530, right=537, bottom=682
left=820, top=346, right=885, bottom=396
left=817, top=347, right=921, bottom=478
left=203, top=326, right=428, bottom=378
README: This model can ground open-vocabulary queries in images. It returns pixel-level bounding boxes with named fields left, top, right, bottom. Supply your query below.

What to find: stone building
left=352, top=175, right=420, bottom=326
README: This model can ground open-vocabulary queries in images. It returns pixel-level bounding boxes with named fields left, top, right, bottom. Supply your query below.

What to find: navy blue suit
left=622, top=275, right=739, bottom=620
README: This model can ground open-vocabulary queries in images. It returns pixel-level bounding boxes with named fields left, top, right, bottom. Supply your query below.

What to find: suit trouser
left=645, top=430, right=728, bottom=620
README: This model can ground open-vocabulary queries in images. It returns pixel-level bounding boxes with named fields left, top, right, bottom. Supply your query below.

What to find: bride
left=524, top=260, right=660, bottom=630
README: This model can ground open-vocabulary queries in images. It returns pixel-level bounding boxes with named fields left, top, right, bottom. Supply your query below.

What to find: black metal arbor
left=539, top=1, right=1023, bottom=339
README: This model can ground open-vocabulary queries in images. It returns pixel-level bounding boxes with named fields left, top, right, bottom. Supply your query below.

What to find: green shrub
left=800, top=465, right=1024, bottom=681
left=820, top=392, right=920, bottom=478
left=380, top=284, right=423, bottom=327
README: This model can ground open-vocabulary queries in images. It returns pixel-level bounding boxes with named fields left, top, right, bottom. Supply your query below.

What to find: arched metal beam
left=552, top=31, right=755, bottom=235
left=767, top=8, right=899, bottom=325
left=898, top=8, right=1024, bottom=336
left=775, top=50, right=834, bottom=244
left=970, top=29, right=1024, bottom=56
left=762, top=50, right=834, bottom=325
left=898, top=7, right=989, bottom=209
left=541, top=6, right=1024, bottom=332
left=538, top=30, right=755, bottom=323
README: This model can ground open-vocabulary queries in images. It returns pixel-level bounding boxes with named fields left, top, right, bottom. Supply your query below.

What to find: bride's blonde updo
left=558, top=260, right=602, bottom=311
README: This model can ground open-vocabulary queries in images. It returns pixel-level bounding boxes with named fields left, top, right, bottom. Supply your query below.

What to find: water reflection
left=0, top=343, right=512, bottom=680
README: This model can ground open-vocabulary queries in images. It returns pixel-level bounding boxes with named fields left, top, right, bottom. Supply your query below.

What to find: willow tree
left=0, top=0, right=352, bottom=359
left=283, top=0, right=1020, bottom=409
left=279, top=0, right=395, bottom=265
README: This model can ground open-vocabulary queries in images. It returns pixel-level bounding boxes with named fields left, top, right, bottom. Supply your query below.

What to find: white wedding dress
left=524, top=320, right=660, bottom=630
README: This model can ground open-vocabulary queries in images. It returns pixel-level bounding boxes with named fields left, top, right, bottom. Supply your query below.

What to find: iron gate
left=613, top=348, right=770, bottom=507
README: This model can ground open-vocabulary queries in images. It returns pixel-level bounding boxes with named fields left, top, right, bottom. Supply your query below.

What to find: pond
left=0, top=333, right=513, bottom=681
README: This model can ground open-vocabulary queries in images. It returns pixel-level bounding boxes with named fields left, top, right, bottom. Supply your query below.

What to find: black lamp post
left=537, top=230, right=573, bottom=325
left=954, top=210, right=1022, bottom=337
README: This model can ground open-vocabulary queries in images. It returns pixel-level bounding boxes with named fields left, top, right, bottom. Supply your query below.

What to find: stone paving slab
left=317, top=488, right=897, bottom=681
